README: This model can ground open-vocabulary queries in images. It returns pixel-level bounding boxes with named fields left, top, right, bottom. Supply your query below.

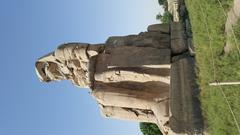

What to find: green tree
left=233, top=18, right=240, bottom=41
left=140, top=123, right=163, bottom=135
left=158, top=0, right=168, bottom=9
left=156, top=11, right=172, bottom=24
left=158, top=0, right=166, bottom=5
left=156, top=13, right=162, bottom=20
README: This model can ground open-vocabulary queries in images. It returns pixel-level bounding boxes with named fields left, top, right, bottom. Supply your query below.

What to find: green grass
left=232, top=18, right=240, bottom=43
left=227, top=17, right=240, bottom=56
left=185, top=0, right=240, bottom=135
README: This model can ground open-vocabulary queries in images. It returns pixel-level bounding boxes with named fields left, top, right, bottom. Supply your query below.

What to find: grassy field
left=185, top=0, right=240, bottom=135
left=232, top=18, right=240, bottom=43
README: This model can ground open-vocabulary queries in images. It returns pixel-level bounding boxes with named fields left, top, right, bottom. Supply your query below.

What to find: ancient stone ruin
left=35, top=22, right=203, bottom=135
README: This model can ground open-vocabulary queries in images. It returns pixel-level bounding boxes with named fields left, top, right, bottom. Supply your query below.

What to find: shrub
left=140, top=122, right=163, bottom=135
left=156, top=11, right=173, bottom=24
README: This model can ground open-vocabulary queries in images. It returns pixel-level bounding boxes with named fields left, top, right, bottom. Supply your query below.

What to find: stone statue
left=35, top=24, right=172, bottom=134
left=35, top=23, right=204, bottom=135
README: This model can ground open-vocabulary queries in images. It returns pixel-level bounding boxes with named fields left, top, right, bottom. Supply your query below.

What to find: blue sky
left=0, top=0, right=162, bottom=135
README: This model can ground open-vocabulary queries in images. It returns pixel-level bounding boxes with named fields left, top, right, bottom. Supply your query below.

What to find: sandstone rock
left=106, top=32, right=170, bottom=50
left=171, top=23, right=188, bottom=55
left=170, top=57, right=203, bottom=134
left=105, top=46, right=171, bottom=66
left=92, top=82, right=169, bottom=109
left=100, top=106, right=157, bottom=123
left=148, top=24, right=170, bottom=33
left=171, top=38, right=188, bottom=55
left=171, top=22, right=184, bottom=31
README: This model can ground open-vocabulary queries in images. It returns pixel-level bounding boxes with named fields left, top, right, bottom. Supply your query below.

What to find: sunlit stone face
left=35, top=47, right=91, bottom=88
left=35, top=61, right=66, bottom=82
left=35, top=52, right=70, bottom=82
left=35, top=61, right=50, bottom=82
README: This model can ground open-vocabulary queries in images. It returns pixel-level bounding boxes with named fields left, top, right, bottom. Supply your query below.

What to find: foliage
left=233, top=18, right=240, bottom=41
left=158, top=0, right=168, bottom=11
left=185, top=0, right=240, bottom=134
left=156, top=11, right=172, bottom=24
left=140, top=123, right=163, bottom=135
left=156, top=0, right=171, bottom=23
left=158, top=0, right=167, bottom=6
